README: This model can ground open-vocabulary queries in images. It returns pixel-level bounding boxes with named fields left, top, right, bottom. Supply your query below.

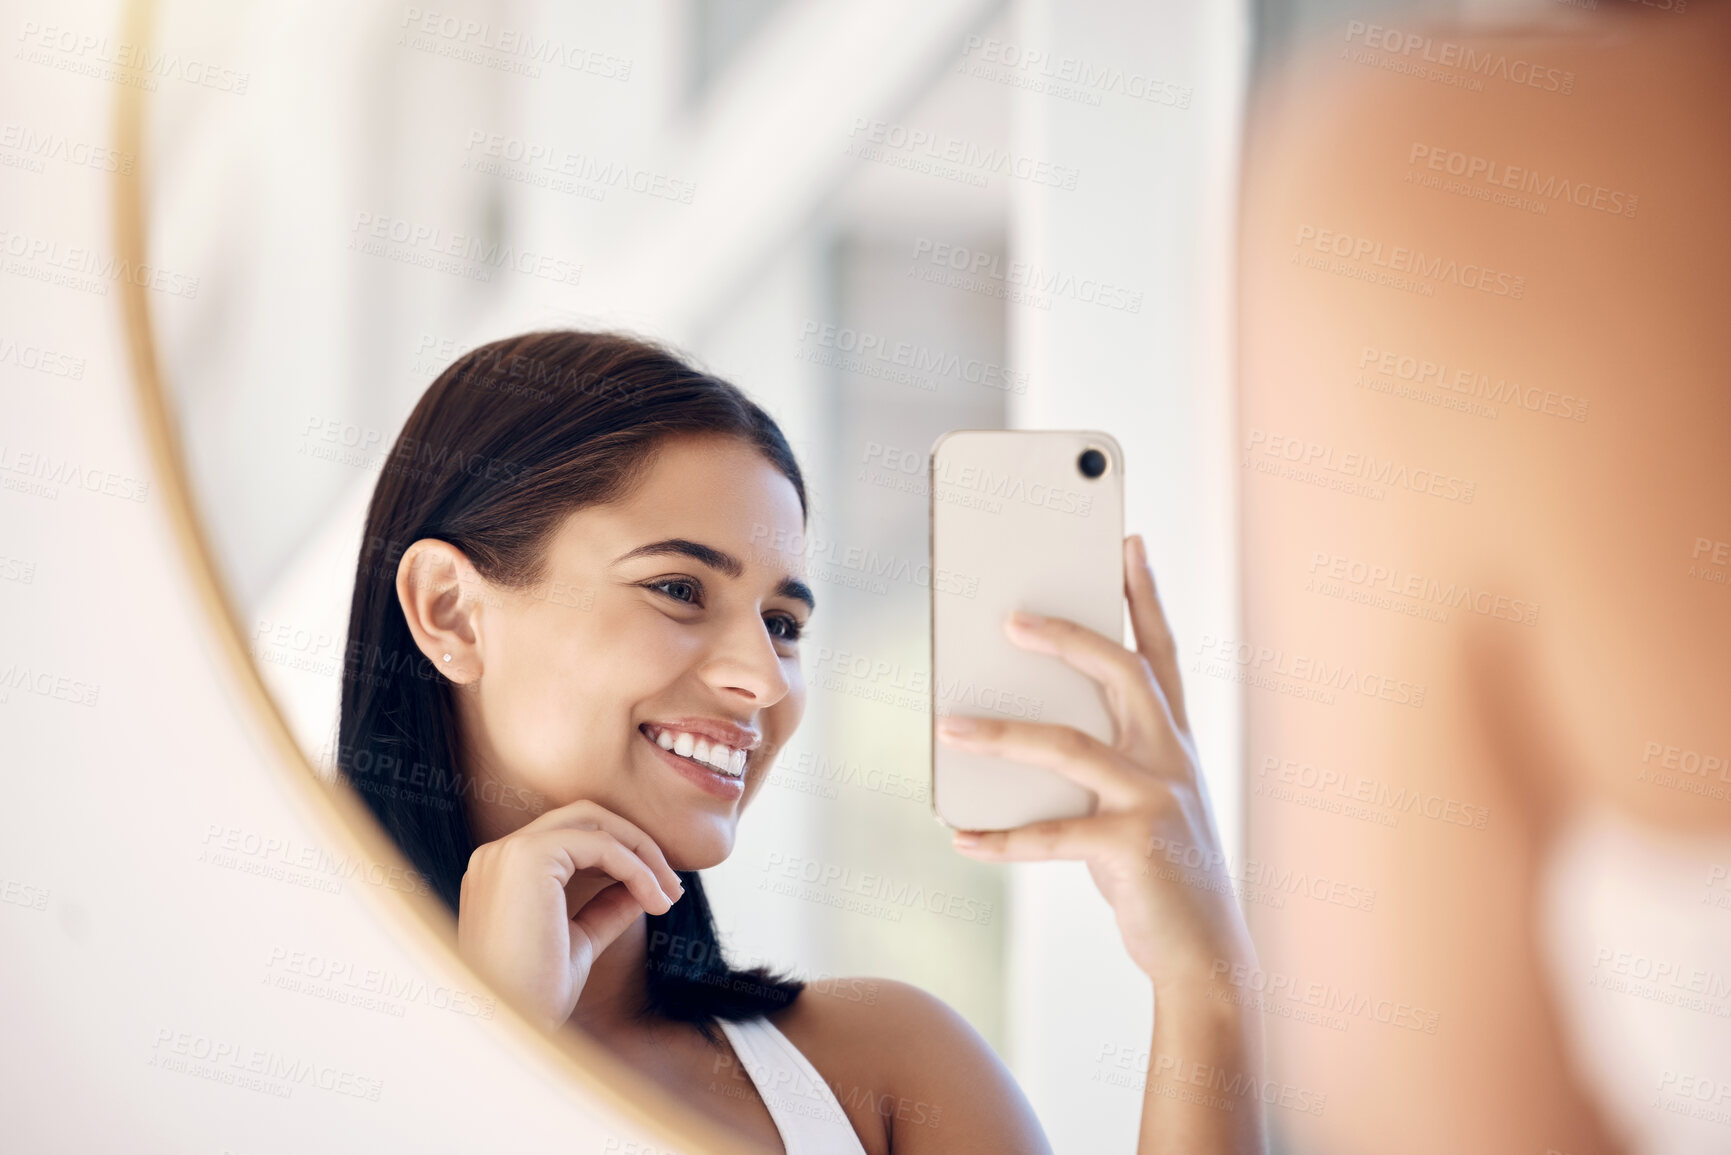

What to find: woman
left=338, top=329, right=1264, bottom=1154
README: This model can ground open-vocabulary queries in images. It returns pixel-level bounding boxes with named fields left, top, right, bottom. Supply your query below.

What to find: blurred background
left=5, top=0, right=1728, bottom=1152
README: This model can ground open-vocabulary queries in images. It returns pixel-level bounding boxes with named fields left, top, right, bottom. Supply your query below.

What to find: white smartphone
left=929, top=429, right=1126, bottom=831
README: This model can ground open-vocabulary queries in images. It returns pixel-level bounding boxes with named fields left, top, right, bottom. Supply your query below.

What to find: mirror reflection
left=136, top=0, right=1730, bottom=1152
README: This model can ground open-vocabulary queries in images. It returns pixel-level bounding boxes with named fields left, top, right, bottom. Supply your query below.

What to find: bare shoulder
left=771, top=977, right=1052, bottom=1155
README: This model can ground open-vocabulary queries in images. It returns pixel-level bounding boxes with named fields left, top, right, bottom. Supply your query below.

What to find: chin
left=656, top=820, right=736, bottom=873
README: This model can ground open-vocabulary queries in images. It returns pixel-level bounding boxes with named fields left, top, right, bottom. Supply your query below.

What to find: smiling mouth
left=639, top=723, right=748, bottom=779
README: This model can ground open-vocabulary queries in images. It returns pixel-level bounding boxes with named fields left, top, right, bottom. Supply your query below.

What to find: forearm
left=1135, top=975, right=1269, bottom=1155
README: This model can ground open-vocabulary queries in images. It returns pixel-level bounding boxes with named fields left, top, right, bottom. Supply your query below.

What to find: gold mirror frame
left=111, top=2, right=765, bottom=1150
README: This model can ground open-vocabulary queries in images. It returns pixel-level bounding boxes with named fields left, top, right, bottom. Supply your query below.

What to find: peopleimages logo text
left=1343, top=21, right=1574, bottom=94
left=1293, top=226, right=1524, bottom=299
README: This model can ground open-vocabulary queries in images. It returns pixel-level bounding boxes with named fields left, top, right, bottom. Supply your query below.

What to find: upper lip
left=641, top=717, right=762, bottom=752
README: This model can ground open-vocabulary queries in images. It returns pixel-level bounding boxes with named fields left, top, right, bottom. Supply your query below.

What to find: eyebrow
left=613, top=537, right=816, bottom=612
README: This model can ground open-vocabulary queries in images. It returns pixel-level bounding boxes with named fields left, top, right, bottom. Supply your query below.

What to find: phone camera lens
left=1077, top=448, right=1108, bottom=479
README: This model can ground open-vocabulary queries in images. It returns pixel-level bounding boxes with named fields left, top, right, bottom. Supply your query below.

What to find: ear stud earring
left=442, top=653, right=452, bottom=662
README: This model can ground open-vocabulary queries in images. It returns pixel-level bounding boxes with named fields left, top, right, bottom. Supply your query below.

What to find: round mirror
left=117, top=1, right=1251, bottom=1150
left=113, top=0, right=1731, bottom=1151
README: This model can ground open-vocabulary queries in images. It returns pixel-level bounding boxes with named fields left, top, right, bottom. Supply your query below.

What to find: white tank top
left=715, top=1016, right=869, bottom=1155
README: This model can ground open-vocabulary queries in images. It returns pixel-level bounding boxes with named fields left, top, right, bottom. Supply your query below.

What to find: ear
left=395, top=538, right=490, bottom=686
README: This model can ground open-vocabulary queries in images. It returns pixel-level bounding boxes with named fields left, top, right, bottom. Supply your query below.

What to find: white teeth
left=649, top=725, right=747, bottom=778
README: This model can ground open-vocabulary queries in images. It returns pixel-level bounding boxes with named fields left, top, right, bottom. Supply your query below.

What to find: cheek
left=736, top=672, right=804, bottom=785
left=755, top=679, right=808, bottom=765
left=479, top=616, right=615, bottom=765
left=480, top=605, right=696, bottom=762
left=783, top=678, right=809, bottom=728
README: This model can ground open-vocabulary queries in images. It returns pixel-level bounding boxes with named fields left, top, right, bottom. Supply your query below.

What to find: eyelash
left=641, top=577, right=805, bottom=643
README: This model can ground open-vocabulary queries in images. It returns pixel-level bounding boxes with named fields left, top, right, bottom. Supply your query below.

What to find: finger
left=570, top=882, right=645, bottom=967
left=949, top=812, right=1138, bottom=862
left=525, top=828, right=676, bottom=915
left=1001, top=608, right=1170, bottom=760
left=518, top=799, right=684, bottom=900
left=1124, top=534, right=1190, bottom=736
left=936, top=715, right=1143, bottom=809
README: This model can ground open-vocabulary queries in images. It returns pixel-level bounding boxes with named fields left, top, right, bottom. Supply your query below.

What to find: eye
left=643, top=577, right=703, bottom=606
left=766, top=613, right=805, bottom=643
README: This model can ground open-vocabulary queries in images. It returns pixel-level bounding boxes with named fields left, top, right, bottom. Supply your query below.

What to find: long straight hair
left=335, top=330, right=806, bottom=1040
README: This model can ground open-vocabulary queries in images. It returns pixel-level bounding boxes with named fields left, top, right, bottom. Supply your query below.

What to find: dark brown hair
left=336, top=329, right=806, bottom=1039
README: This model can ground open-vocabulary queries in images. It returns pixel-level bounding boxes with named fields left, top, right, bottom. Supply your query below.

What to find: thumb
left=569, top=881, right=646, bottom=969
left=1124, top=534, right=1189, bottom=735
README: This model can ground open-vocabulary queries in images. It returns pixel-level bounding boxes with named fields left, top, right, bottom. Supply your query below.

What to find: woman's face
left=453, top=433, right=811, bottom=869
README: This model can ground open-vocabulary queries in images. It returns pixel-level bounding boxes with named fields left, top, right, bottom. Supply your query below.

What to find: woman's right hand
left=456, top=799, right=684, bottom=1033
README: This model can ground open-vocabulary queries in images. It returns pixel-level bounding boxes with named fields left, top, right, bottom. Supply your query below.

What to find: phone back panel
left=930, top=429, right=1125, bottom=830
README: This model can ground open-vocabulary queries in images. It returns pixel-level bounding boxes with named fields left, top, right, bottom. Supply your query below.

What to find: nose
left=701, top=608, right=793, bottom=706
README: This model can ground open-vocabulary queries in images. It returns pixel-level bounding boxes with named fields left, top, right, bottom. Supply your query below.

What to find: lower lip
left=639, top=726, right=745, bottom=801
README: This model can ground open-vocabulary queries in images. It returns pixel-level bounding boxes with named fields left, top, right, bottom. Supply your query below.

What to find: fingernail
left=938, top=715, right=978, bottom=735
left=1130, top=535, right=1148, bottom=567
left=952, top=831, right=981, bottom=846
left=1009, top=610, right=1044, bottom=629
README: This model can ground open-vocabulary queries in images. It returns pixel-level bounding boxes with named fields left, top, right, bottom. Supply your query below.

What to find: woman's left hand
left=940, top=534, right=1255, bottom=993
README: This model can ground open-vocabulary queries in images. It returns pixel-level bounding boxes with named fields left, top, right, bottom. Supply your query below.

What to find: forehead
left=553, top=435, right=807, bottom=569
